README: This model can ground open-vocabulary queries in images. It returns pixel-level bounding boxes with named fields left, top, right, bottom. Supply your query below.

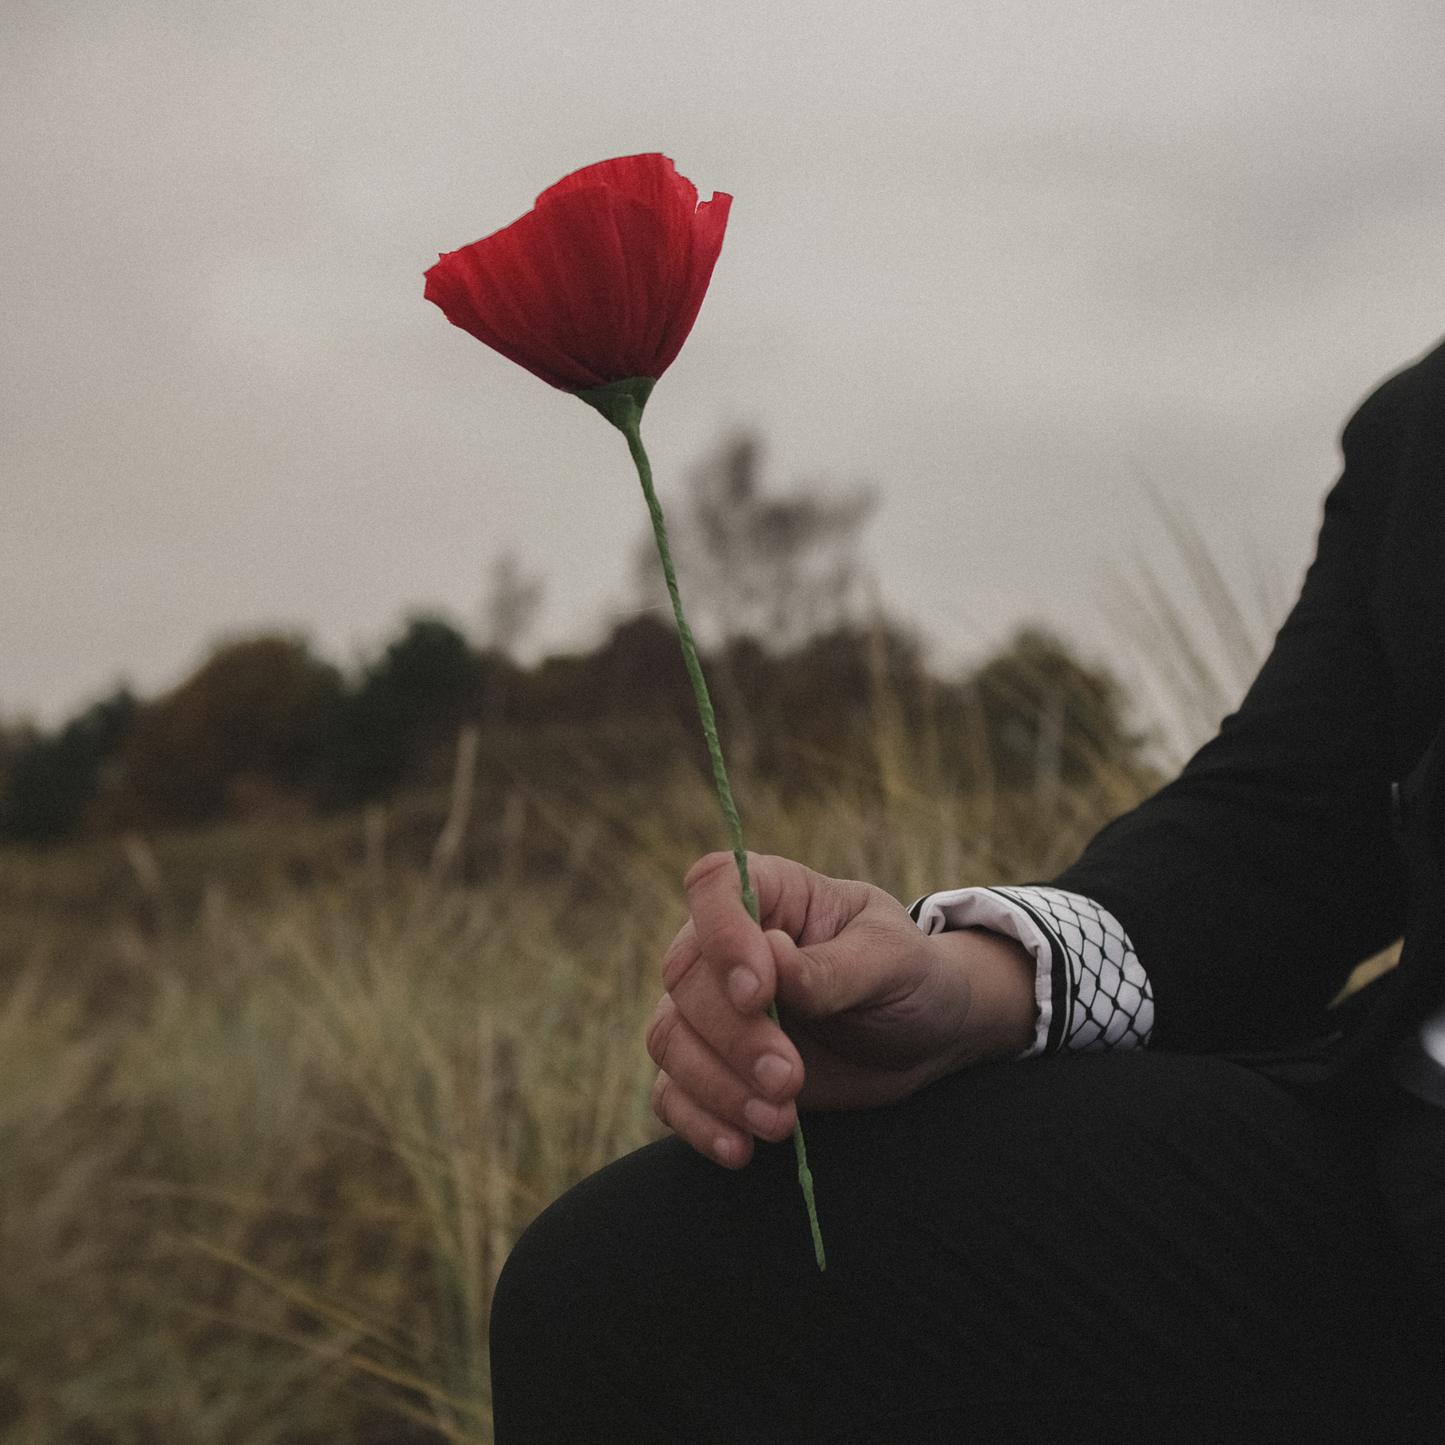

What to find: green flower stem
left=576, top=377, right=825, bottom=1273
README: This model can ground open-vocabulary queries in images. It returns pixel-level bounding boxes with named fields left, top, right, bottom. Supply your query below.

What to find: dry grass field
left=0, top=700, right=1161, bottom=1444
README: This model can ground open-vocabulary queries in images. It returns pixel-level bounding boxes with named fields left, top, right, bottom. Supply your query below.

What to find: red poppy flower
left=424, top=158, right=824, bottom=1270
left=424, top=153, right=732, bottom=393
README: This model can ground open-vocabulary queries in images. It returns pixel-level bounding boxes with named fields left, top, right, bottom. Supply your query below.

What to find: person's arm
left=1052, top=360, right=1422, bottom=1054
left=650, top=346, right=1433, bottom=1162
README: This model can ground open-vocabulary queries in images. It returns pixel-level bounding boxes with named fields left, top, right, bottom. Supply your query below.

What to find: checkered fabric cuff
left=908, top=886, right=1154, bottom=1059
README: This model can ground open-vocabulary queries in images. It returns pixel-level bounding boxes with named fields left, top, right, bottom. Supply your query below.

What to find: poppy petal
left=425, top=153, right=731, bottom=391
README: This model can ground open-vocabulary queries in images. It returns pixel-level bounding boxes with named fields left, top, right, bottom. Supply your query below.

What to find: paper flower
left=426, top=155, right=825, bottom=1272
left=424, top=153, right=731, bottom=392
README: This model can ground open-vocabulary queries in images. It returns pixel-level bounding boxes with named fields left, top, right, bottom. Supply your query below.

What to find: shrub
left=93, top=639, right=340, bottom=831
left=0, top=690, right=138, bottom=845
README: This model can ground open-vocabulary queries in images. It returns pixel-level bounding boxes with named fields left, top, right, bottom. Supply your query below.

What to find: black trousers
left=490, top=1053, right=1444, bottom=1443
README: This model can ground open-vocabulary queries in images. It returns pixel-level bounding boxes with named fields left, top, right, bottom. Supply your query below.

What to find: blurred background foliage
left=0, top=432, right=1154, bottom=852
left=0, top=436, right=1284, bottom=1442
left=0, top=615, right=1149, bottom=852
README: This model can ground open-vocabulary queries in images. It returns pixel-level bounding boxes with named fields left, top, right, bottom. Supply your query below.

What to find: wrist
left=930, top=927, right=1038, bottom=1069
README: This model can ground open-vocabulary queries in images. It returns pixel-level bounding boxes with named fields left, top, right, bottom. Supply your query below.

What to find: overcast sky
left=4, top=0, right=1444, bottom=725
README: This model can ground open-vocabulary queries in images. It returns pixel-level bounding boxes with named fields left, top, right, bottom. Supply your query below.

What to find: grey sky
left=4, top=0, right=1444, bottom=724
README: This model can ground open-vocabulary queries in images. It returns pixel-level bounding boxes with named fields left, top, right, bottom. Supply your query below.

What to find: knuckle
left=762, top=1104, right=796, bottom=1142
left=645, top=997, right=677, bottom=1065
left=662, top=945, right=700, bottom=993
left=651, top=1070, right=672, bottom=1126
left=683, top=851, right=736, bottom=893
left=661, top=921, right=697, bottom=982
left=805, top=945, right=839, bottom=1004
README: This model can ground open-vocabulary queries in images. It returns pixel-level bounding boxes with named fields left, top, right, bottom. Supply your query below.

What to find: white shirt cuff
left=908, top=885, right=1154, bottom=1058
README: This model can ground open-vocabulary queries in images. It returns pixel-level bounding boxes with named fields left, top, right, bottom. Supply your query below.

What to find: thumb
left=766, top=926, right=862, bottom=1020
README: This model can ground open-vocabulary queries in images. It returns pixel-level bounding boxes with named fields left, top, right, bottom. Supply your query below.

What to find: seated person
left=490, top=337, right=1445, bottom=1442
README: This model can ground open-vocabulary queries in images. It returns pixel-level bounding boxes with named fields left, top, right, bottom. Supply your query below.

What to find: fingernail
left=714, top=1135, right=733, bottom=1167
left=727, top=967, right=761, bottom=1007
left=743, top=1098, right=775, bottom=1133
left=753, top=1053, right=791, bottom=1093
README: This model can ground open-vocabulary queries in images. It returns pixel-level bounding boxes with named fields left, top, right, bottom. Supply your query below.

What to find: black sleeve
left=1051, top=366, right=1417, bottom=1055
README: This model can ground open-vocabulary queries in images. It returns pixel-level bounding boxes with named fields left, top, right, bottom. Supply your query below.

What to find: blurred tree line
left=0, top=434, right=1151, bottom=847
left=0, top=616, right=1146, bottom=847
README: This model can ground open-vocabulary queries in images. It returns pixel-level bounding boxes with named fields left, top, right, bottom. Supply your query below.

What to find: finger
left=767, top=904, right=922, bottom=1019
left=668, top=855, right=810, bottom=1093
left=664, top=917, right=781, bottom=1029
left=658, top=962, right=804, bottom=1107
left=676, top=852, right=776, bottom=1001
left=660, top=916, right=699, bottom=988
left=647, top=994, right=801, bottom=1133
left=756, top=860, right=874, bottom=947
left=651, top=1070, right=754, bottom=1169
left=663, top=914, right=696, bottom=962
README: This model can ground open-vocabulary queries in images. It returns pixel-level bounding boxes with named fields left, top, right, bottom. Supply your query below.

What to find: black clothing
left=491, top=340, right=1445, bottom=1439
left=491, top=1055, right=1438, bottom=1442
left=1054, top=337, right=1445, bottom=1282
left=1054, top=339, right=1445, bottom=1074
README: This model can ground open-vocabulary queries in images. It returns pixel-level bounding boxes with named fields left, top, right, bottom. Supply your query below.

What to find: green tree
left=968, top=628, right=1145, bottom=793
left=0, top=689, right=138, bottom=845
left=94, top=638, right=340, bottom=831
left=327, top=616, right=487, bottom=805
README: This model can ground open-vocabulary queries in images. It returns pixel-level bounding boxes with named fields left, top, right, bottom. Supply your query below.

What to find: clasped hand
left=647, top=852, right=1037, bottom=1169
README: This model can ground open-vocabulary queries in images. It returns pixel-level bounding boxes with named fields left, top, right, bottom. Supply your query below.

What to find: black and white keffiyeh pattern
left=908, top=886, right=1154, bottom=1058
